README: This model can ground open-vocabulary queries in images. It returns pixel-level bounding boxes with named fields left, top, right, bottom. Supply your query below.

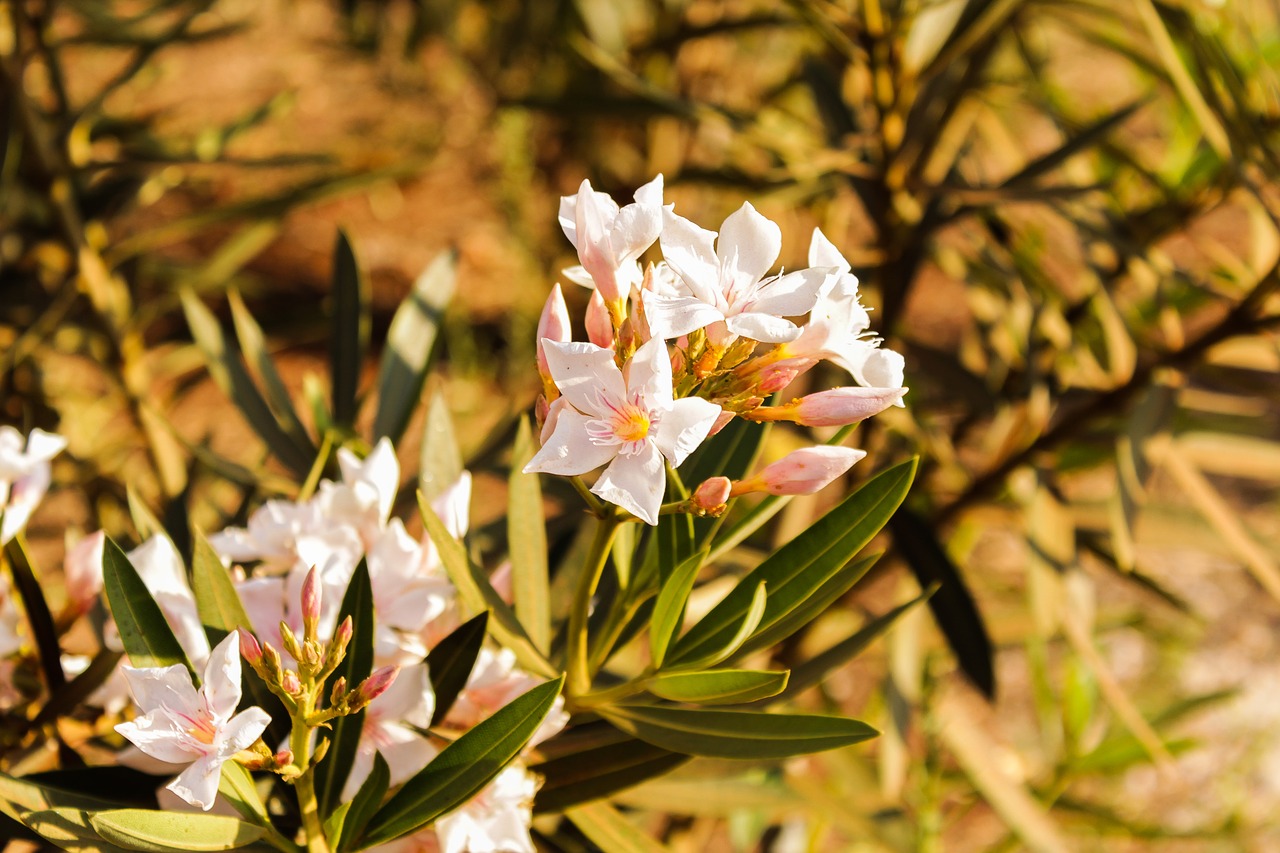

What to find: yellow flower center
left=613, top=409, right=651, bottom=443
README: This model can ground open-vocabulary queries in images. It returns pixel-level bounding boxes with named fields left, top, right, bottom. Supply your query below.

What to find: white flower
left=207, top=499, right=323, bottom=567
left=114, top=633, right=271, bottom=810
left=559, top=175, right=665, bottom=304
left=434, top=764, right=539, bottom=853
left=642, top=204, right=830, bottom=344
left=0, top=427, right=66, bottom=544
left=781, top=229, right=905, bottom=400
left=109, top=536, right=211, bottom=669
left=341, top=663, right=438, bottom=800
left=316, top=438, right=401, bottom=547
left=445, top=647, right=567, bottom=750
left=524, top=338, right=721, bottom=524
left=367, top=520, right=454, bottom=665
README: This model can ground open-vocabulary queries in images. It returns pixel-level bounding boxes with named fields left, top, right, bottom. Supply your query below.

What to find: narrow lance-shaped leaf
left=335, top=752, right=389, bottom=853
left=674, top=582, right=766, bottom=671
left=508, top=418, right=551, bottom=653
left=419, top=390, right=463, bottom=504
left=330, top=230, right=370, bottom=429
left=599, top=705, right=878, bottom=760
left=315, top=560, right=375, bottom=818
left=648, top=549, right=706, bottom=669
left=565, top=802, right=672, bottom=853
left=216, top=763, right=269, bottom=826
left=227, top=289, right=317, bottom=456
left=360, top=677, right=566, bottom=847
left=373, top=250, right=457, bottom=443
left=4, top=538, right=65, bottom=691
left=102, top=537, right=193, bottom=675
left=647, top=669, right=789, bottom=706
left=426, top=611, right=488, bottom=726
left=532, top=735, right=688, bottom=814
left=20, top=807, right=133, bottom=852
left=125, top=488, right=165, bottom=543
left=419, top=496, right=555, bottom=679
left=671, top=459, right=916, bottom=667
left=89, top=809, right=267, bottom=852
left=891, top=507, right=995, bottom=699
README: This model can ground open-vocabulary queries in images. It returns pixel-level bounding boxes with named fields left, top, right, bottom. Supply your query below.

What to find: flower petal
left=653, top=397, right=722, bottom=468
left=121, top=663, right=200, bottom=717
left=524, top=408, right=617, bottom=476
left=717, top=202, right=781, bottom=291
left=640, top=291, right=724, bottom=341
left=220, top=707, right=271, bottom=756
left=115, top=712, right=199, bottom=765
left=725, top=312, right=802, bottom=344
left=632, top=174, right=664, bottom=208
left=201, top=633, right=243, bottom=722
left=747, top=268, right=830, bottom=318
left=623, top=337, right=674, bottom=410
left=609, top=202, right=662, bottom=266
left=592, top=443, right=665, bottom=525
left=169, top=754, right=222, bottom=811
left=659, top=210, right=721, bottom=306
left=808, top=228, right=851, bottom=273
left=541, top=341, right=625, bottom=414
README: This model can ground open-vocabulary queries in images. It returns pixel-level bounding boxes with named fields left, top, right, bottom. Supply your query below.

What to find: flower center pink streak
left=584, top=392, right=658, bottom=455
left=173, top=708, right=217, bottom=746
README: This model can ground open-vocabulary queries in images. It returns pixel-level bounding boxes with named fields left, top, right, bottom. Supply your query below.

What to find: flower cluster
left=530, top=176, right=906, bottom=523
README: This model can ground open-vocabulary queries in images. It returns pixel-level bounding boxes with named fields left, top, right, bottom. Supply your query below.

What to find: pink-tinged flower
left=114, top=633, right=271, bottom=810
left=63, top=531, right=105, bottom=617
left=341, top=663, right=438, bottom=800
left=691, top=477, right=732, bottom=513
left=732, top=446, right=867, bottom=497
left=0, top=427, right=66, bottom=544
left=318, top=438, right=402, bottom=546
left=0, top=576, right=22, bottom=658
left=206, top=498, right=324, bottom=567
left=558, top=175, right=666, bottom=305
left=536, top=284, right=571, bottom=386
left=751, top=386, right=907, bottom=427
left=525, top=338, right=721, bottom=524
left=433, top=764, right=539, bottom=853
left=367, top=519, right=454, bottom=665
left=780, top=229, right=905, bottom=402
left=584, top=289, right=614, bottom=348
left=642, top=204, right=830, bottom=344
left=444, top=648, right=567, bottom=750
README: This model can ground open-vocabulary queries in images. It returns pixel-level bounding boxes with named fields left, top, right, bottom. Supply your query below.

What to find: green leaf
left=418, top=496, right=555, bottom=678
left=125, top=488, right=165, bottom=542
left=426, top=611, right=488, bottom=726
left=373, top=250, right=457, bottom=443
left=508, top=418, right=550, bottom=653
left=0, top=773, right=133, bottom=824
left=599, top=705, right=878, bottom=760
left=335, top=752, right=388, bottom=852
left=419, top=390, right=463, bottom=504
left=330, top=230, right=370, bottom=429
left=532, top=730, right=687, bottom=814
left=771, top=588, right=935, bottom=705
left=20, top=808, right=132, bottom=852
left=648, top=549, right=706, bottom=669
left=674, top=581, right=766, bottom=671
left=891, top=507, right=994, bottom=699
left=190, top=532, right=288, bottom=746
left=362, top=676, right=566, bottom=847
left=35, top=650, right=124, bottom=726
left=647, top=669, right=789, bottom=705
left=227, top=289, right=316, bottom=456
left=216, top=763, right=268, bottom=826
left=4, top=537, right=66, bottom=692
left=89, top=809, right=267, bottom=852
left=180, top=289, right=314, bottom=477
left=102, top=537, right=193, bottom=675
left=670, top=458, right=916, bottom=667
left=565, top=802, right=671, bottom=853
left=315, top=560, right=374, bottom=818
left=733, top=554, right=880, bottom=659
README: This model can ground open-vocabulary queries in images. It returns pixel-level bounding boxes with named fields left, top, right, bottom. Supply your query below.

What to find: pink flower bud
left=238, top=628, right=263, bottom=666
left=333, top=615, right=353, bottom=649
left=791, top=386, right=906, bottom=426
left=352, top=665, right=399, bottom=709
left=301, top=566, right=322, bottom=638
left=708, top=410, right=736, bottom=436
left=756, top=357, right=817, bottom=394
left=692, top=477, right=732, bottom=513
left=273, top=749, right=293, bottom=767
left=537, top=284, right=571, bottom=381
left=735, top=446, right=867, bottom=496
left=63, top=531, right=105, bottom=616
left=585, top=288, right=614, bottom=348
left=281, top=670, right=302, bottom=695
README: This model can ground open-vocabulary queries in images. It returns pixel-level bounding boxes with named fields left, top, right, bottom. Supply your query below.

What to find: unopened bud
left=756, top=358, right=815, bottom=394
left=262, top=643, right=282, bottom=679
left=238, top=628, right=263, bottom=666
left=302, top=640, right=323, bottom=671
left=585, top=288, right=614, bottom=348
left=748, top=386, right=907, bottom=427
left=310, top=737, right=330, bottom=767
left=330, top=676, right=348, bottom=707
left=280, top=621, right=302, bottom=662
left=273, top=749, right=293, bottom=767
left=732, top=446, right=867, bottom=497
left=301, top=566, right=322, bottom=640
left=282, top=670, right=302, bottom=695
left=537, top=284, right=572, bottom=385
left=350, top=665, right=400, bottom=711
left=709, top=410, right=736, bottom=436
left=324, top=616, right=352, bottom=672
left=691, top=477, right=732, bottom=515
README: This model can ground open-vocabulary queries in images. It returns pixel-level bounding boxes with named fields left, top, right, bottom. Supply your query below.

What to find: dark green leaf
left=362, top=676, right=566, bottom=847
left=330, top=230, right=369, bottom=429
left=671, top=459, right=916, bottom=667
left=373, top=250, right=456, bottom=443
left=648, top=669, right=789, bottom=705
left=336, top=752, right=388, bottom=852
left=427, top=612, right=489, bottom=726
left=599, top=705, right=878, bottom=760
left=315, top=560, right=374, bottom=818
left=227, top=289, right=316, bottom=456
left=508, top=418, right=550, bottom=653
left=102, top=537, right=193, bottom=675
left=892, top=507, right=995, bottom=699
left=648, top=549, right=706, bottom=669
left=125, top=488, right=165, bottom=543
left=4, top=537, right=65, bottom=691
left=533, top=736, right=688, bottom=814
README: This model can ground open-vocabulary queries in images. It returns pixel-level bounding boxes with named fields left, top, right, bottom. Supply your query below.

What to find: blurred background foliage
left=3, top=0, right=1280, bottom=849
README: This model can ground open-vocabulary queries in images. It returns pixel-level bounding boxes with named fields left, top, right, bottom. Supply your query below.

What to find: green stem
left=567, top=516, right=620, bottom=697
left=570, top=669, right=653, bottom=711
left=289, top=693, right=331, bottom=853
left=569, top=476, right=606, bottom=516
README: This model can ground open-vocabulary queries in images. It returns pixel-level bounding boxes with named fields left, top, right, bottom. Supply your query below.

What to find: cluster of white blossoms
left=529, top=176, right=907, bottom=524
